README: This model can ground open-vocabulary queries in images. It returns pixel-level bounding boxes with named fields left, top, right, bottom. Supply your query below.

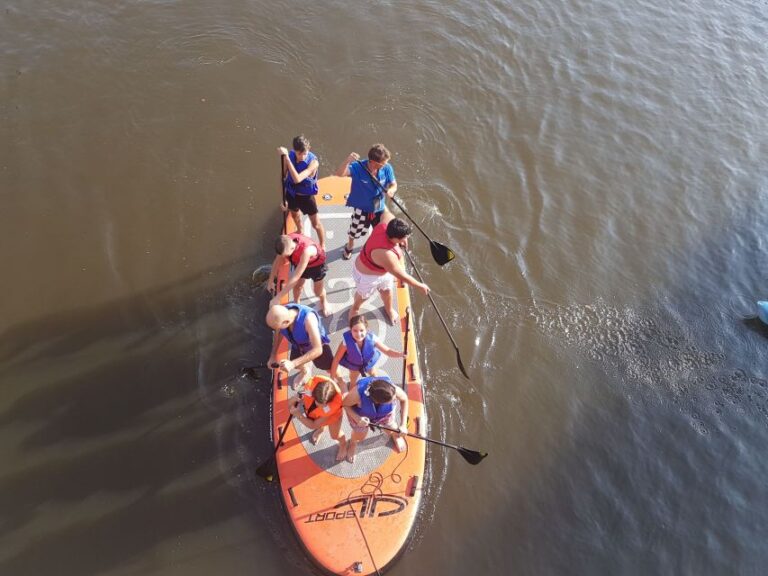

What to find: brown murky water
left=2, top=0, right=768, bottom=574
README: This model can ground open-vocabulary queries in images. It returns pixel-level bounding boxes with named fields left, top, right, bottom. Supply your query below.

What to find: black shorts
left=286, top=193, right=319, bottom=216
left=300, top=263, right=328, bottom=282
left=291, top=343, right=334, bottom=371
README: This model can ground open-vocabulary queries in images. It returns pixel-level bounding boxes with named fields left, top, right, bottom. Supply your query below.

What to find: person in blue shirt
left=279, top=135, right=326, bottom=249
left=335, top=143, right=397, bottom=260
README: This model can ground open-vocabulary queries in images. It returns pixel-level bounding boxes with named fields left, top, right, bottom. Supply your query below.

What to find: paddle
left=369, top=422, right=487, bottom=465
left=404, top=249, right=470, bottom=379
left=280, top=156, right=288, bottom=234
left=256, top=412, right=294, bottom=482
left=240, top=362, right=280, bottom=380
left=355, top=160, right=455, bottom=266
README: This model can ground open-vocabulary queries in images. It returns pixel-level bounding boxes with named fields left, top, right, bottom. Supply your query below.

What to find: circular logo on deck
left=323, top=194, right=332, bottom=201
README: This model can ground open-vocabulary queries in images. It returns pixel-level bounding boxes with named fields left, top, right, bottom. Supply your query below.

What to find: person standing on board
left=349, top=210, right=429, bottom=325
left=267, top=232, right=330, bottom=316
left=279, top=135, right=326, bottom=250
left=288, top=375, right=348, bottom=461
left=330, top=314, right=405, bottom=391
left=335, top=143, right=397, bottom=260
left=342, top=376, right=408, bottom=463
left=266, top=303, right=334, bottom=385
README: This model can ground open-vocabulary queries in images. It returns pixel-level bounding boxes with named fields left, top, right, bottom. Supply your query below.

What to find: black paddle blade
left=255, top=458, right=278, bottom=482
left=458, top=448, right=488, bottom=465
left=430, top=241, right=455, bottom=266
left=456, top=350, right=470, bottom=380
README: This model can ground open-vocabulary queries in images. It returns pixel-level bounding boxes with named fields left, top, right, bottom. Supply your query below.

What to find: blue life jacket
left=280, top=303, right=329, bottom=353
left=284, top=151, right=319, bottom=196
left=355, top=376, right=395, bottom=422
left=340, top=331, right=381, bottom=374
left=345, top=160, right=395, bottom=213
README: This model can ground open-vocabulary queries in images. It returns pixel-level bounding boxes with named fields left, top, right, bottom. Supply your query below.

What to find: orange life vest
left=302, top=375, right=343, bottom=423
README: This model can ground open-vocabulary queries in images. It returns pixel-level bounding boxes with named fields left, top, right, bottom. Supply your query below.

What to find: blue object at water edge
left=758, top=301, right=768, bottom=325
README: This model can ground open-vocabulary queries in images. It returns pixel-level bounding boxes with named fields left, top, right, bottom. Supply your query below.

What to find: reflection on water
left=2, top=0, right=768, bottom=573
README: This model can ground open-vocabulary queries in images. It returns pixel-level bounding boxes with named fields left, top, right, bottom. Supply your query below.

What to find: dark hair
left=386, top=218, right=411, bottom=240
left=274, top=235, right=292, bottom=255
left=368, top=143, right=390, bottom=163
left=312, top=379, right=336, bottom=404
left=349, top=314, right=369, bottom=329
left=368, top=379, right=395, bottom=404
left=293, top=135, right=310, bottom=152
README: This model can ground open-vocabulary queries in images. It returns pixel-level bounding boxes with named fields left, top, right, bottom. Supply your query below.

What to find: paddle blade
left=456, top=350, right=470, bottom=380
left=430, top=241, right=455, bottom=266
left=255, top=457, right=278, bottom=482
left=458, top=448, right=488, bottom=465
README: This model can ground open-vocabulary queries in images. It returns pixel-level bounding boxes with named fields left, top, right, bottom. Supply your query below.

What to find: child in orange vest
left=288, top=375, right=347, bottom=461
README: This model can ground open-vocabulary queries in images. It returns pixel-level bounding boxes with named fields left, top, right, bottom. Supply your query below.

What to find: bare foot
left=335, top=442, right=347, bottom=461
left=310, top=428, right=323, bottom=445
left=384, top=308, right=399, bottom=326
left=319, top=302, right=331, bottom=317
left=345, top=442, right=357, bottom=463
left=393, top=436, right=406, bottom=453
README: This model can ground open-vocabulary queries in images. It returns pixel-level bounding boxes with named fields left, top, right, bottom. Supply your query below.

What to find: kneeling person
left=342, top=376, right=408, bottom=463
left=289, top=375, right=347, bottom=461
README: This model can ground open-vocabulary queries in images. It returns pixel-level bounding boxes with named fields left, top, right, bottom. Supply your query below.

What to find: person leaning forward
left=267, top=232, right=330, bottom=316
left=349, top=210, right=429, bottom=326
left=266, top=303, right=334, bottom=386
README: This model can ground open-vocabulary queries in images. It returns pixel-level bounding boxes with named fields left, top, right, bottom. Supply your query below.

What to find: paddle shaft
left=401, top=306, right=411, bottom=388
left=404, top=249, right=469, bottom=378
left=354, top=160, right=436, bottom=245
left=280, top=156, right=287, bottom=234
left=370, top=422, right=471, bottom=453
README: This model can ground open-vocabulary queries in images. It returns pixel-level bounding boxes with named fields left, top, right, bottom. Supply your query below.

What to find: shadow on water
left=0, top=253, right=311, bottom=576
left=742, top=316, right=768, bottom=340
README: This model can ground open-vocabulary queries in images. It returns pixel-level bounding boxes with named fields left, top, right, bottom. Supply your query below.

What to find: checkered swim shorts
left=347, top=208, right=383, bottom=240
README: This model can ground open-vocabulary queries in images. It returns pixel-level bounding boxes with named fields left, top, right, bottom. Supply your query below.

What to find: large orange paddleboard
left=270, top=176, right=427, bottom=575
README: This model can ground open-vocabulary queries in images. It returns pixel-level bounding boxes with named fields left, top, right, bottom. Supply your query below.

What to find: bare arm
left=285, top=313, right=323, bottom=369
left=288, top=398, right=329, bottom=430
left=279, top=147, right=318, bottom=184
left=335, top=152, right=359, bottom=177
left=379, top=251, right=430, bottom=296
left=330, top=342, right=347, bottom=382
left=266, top=254, right=287, bottom=296
left=375, top=338, right=405, bottom=359
left=271, top=247, right=315, bottom=304
left=342, top=387, right=367, bottom=426
left=394, top=386, right=409, bottom=433
left=268, top=331, right=284, bottom=366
